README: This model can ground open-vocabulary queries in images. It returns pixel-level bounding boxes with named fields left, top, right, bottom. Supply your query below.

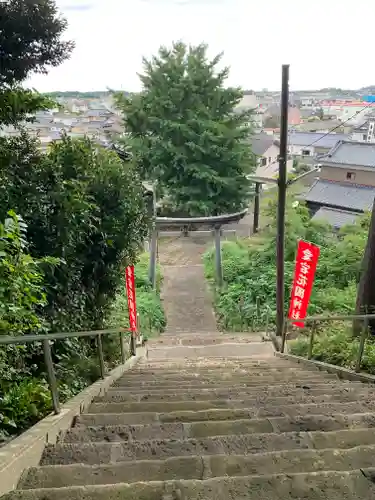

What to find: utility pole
left=276, top=64, right=290, bottom=338
left=252, top=182, right=260, bottom=234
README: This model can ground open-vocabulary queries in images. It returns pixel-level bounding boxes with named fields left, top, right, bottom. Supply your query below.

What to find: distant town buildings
left=0, top=95, right=124, bottom=150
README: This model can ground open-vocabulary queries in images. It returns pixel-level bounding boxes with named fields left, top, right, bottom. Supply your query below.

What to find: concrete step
left=19, top=445, right=375, bottom=489
left=148, top=334, right=264, bottom=345
left=117, top=365, right=322, bottom=376
left=6, top=469, right=375, bottom=499
left=109, top=380, right=364, bottom=392
left=90, top=391, right=374, bottom=414
left=64, top=412, right=375, bottom=443
left=113, top=373, right=338, bottom=387
left=146, top=343, right=275, bottom=359
left=109, top=381, right=345, bottom=392
left=93, top=392, right=371, bottom=407
left=137, top=358, right=297, bottom=368
left=104, top=383, right=371, bottom=401
left=40, top=427, right=375, bottom=466
left=77, top=400, right=375, bottom=426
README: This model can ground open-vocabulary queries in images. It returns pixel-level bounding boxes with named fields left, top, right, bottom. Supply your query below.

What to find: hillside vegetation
left=204, top=194, right=369, bottom=332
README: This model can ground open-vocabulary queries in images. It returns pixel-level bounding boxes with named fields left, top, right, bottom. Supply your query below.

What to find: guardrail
left=281, top=313, right=375, bottom=372
left=0, top=324, right=139, bottom=416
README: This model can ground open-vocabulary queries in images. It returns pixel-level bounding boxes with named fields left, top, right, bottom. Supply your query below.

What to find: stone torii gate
left=148, top=209, right=248, bottom=289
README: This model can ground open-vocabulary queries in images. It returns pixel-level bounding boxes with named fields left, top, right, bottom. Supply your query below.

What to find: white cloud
left=26, top=0, right=375, bottom=92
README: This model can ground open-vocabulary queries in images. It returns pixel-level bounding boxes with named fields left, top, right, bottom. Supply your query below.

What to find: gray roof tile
left=304, top=179, right=375, bottom=212
left=288, top=132, right=348, bottom=149
left=312, top=207, right=360, bottom=228
left=250, top=133, right=276, bottom=156
left=320, top=140, right=375, bottom=168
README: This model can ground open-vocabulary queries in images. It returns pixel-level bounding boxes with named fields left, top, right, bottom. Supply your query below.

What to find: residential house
left=83, top=110, right=112, bottom=122
left=250, top=133, right=293, bottom=178
left=265, top=104, right=301, bottom=126
left=71, top=124, right=87, bottom=134
left=71, top=100, right=88, bottom=114
left=288, top=131, right=349, bottom=158
left=292, top=120, right=350, bottom=134
left=350, top=117, right=375, bottom=142
left=52, top=113, right=77, bottom=127
left=238, top=94, right=257, bottom=109
left=304, top=141, right=375, bottom=228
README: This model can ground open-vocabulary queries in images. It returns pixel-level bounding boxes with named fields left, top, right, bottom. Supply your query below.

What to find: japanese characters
left=288, top=241, right=320, bottom=327
left=125, top=266, right=137, bottom=332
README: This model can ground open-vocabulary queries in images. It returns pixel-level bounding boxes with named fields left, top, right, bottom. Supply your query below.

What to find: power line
left=291, top=102, right=373, bottom=149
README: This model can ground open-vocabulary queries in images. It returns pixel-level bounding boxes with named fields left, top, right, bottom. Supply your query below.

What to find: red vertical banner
left=288, top=240, right=320, bottom=328
left=125, top=265, right=137, bottom=333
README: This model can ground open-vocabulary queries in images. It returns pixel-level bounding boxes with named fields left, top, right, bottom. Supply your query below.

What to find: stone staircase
left=5, top=353, right=375, bottom=499
left=158, top=235, right=218, bottom=335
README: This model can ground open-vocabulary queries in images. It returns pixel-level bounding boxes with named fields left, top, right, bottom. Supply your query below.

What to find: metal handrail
left=0, top=328, right=129, bottom=345
left=285, top=312, right=375, bottom=324
left=0, top=325, right=138, bottom=415
left=281, top=312, right=374, bottom=373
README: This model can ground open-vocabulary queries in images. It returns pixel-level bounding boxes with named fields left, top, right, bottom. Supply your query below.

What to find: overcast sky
left=27, top=0, right=374, bottom=92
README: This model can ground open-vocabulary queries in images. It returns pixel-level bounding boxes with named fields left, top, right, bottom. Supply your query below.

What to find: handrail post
left=308, top=320, right=316, bottom=360
left=43, top=339, right=60, bottom=415
left=281, top=321, right=288, bottom=353
left=149, top=227, right=158, bottom=290
left=253, top=182, right=260, bottom=234
left=130, top=332, right=136, bottom=357
left=214, top=225, right=223, bottom=287
left=119, top=331, right=126, bottom=364
left=97, top=334, right=105, bottom=379
left=356, top=317, right=369, bottom=372
left=137, top=312, right=142, bottom=346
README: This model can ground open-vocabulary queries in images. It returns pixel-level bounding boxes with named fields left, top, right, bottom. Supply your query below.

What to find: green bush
left=0, top=379, right=52, bottom=441
left=289, top=327, right=375, bottom=375
left=203, top=193, right=369, bottom=332
left=0, top=133, right=148, bottom=333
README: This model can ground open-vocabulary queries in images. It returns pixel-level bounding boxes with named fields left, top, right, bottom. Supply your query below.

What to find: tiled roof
left=304, top=179, right=375, bottom=212
left=312, top=207, right=360, bottom=229
left=288, top=132, right=348, bottom=149
left=250, top=133, right=276, bottom=156
left=320, top=140, right=375, bottom=168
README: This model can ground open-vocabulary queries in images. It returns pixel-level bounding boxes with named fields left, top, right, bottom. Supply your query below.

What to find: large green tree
left=115, top=42, right=255, bottom=216
left=0, top=0, right=73, bottom=125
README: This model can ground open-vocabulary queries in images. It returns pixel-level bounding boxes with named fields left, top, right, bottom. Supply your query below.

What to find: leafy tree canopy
left=115, top=41, right=255, bottom=216
left=0, top=0, right=73, bottom=126
left=0, top=0, right=73, bottom=88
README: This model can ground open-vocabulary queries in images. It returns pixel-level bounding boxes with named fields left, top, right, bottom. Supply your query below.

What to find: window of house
left=346, top=172, right=356, bottom=181
left=301, top=149, right=310, bottom=156
left=363, top=134, right=367, bottom=141
left=261, top=157, right=267, bottom=166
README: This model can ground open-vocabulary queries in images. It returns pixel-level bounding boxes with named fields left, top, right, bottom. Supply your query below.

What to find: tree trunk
left=355, top=198, right=375, bottom=334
